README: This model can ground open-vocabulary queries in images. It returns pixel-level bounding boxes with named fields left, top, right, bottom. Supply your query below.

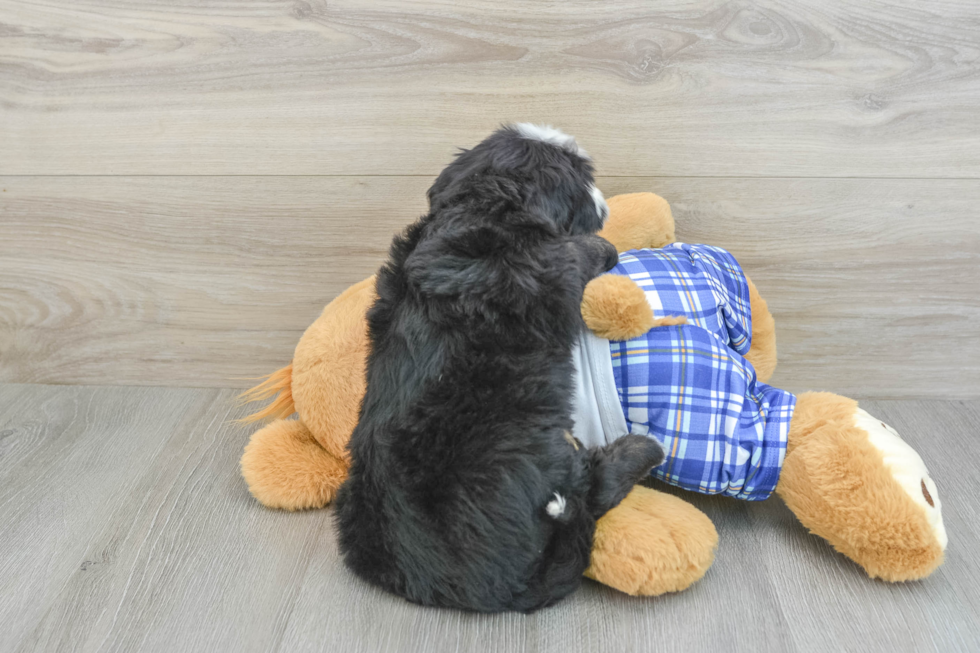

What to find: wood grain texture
left=2, top=176, right=977, bottom=397
left=0, top=384, right=977, bottom=652
left=2, top=0, right=980, bottom=176
left=0, top=384, right=334, bottom=653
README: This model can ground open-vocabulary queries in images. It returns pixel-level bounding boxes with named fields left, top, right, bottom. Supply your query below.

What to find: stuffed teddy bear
left=240, top=192, right=947, bottom=596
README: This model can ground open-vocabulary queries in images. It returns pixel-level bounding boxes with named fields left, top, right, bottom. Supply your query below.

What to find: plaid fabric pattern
left=607, top=244, right=796, bottom=500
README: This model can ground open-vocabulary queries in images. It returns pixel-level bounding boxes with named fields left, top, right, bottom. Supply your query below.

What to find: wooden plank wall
left=1, top=0, right=979, bottom=397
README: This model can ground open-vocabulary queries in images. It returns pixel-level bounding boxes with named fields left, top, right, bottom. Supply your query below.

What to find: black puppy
left=335, top=124, right=664, bottom=612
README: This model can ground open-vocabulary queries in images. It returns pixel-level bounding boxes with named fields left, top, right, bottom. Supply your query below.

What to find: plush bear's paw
left=585, top=486, right=717, bottom=596
left=241, top=419, right=348, bottom=511
left=581, top=275, right=656, bottom=341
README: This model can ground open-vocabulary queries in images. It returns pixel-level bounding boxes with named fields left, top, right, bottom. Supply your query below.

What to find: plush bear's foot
left=777, top=392, right=946, bottom=581
left=241, top=418, right=348, bottom=510
left=585, top=485, right=718, bottom=596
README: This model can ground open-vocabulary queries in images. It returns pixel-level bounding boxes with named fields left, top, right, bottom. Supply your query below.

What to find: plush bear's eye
left=921, top=479, right=935, bottom=507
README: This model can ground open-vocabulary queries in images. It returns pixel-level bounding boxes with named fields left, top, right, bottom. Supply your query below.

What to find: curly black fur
left=335, top=125, right=665, bottom=613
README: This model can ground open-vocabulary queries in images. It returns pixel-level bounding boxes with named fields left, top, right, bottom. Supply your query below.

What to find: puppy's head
left=427, top=123, right=609, bottom=235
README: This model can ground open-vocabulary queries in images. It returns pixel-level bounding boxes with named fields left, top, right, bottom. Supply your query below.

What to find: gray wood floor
left=1, top=382, right=977, bottom=653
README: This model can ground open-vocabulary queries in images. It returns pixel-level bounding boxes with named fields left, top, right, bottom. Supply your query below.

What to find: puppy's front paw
left=600, top=238, right=620, bottom=272
left=589, top=435, right=666, bottom=516
left=613, top=434, right=666, bottom=479
left=573, top=234, right=620, bottom=276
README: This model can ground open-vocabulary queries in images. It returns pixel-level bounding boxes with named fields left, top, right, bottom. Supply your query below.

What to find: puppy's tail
left=236, top=364, right=295, bottom=423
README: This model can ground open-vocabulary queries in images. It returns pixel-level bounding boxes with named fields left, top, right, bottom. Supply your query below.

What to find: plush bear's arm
left=581, top=276, right=687, bottom=341
left=583, top=192, right=686, bottom=341
left=744, top=275, right=777, bottom=383
left=581, top=275, right=655, bottom=340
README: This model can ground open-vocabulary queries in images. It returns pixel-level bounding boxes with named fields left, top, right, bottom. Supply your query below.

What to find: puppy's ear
left=588, top=435, right=665, bottom=518
left=567, top=185, right=608, bottom=236
left=404, top=228, right=543, bottom=316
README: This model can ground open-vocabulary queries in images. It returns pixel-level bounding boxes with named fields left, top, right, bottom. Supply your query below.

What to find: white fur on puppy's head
left=514, top=123, right=590, bottom=159
left=590, top=184, right=609, bottom=224
left=513, top=123, right=607, bottom=224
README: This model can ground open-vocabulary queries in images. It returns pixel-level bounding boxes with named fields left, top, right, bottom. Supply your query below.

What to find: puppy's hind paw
left=545, top=492, right=567, bottom=519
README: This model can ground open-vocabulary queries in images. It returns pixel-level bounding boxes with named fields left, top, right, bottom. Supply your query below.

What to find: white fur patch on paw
left=854, top=408, right=948, bottom=550
left=514, top=123, right=589, bottom=159
left=546, top=492, right=567, bottom=518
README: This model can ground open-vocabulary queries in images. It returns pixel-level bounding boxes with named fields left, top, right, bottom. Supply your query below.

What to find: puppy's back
left=336, top=276, right=595, bottom=610
left=335, top=125, right=658, bottom=612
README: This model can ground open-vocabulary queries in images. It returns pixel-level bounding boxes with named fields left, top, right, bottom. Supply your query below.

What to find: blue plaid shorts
left=607, top=244, right=796, bottom=500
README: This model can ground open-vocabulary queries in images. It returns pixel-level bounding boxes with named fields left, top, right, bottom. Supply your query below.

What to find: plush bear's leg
left=241, top=419, right=348, bottom=511
left=586, top=486, right=718, bottom=596
left=776, top=392, right=946, bottom=581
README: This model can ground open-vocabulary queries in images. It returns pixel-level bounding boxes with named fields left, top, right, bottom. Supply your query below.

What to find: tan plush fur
left=581, top=275, right=656, bottom=341
left=599, top=193, right=676, bottom=252
left=582, top=275, right=688, bottom=341
left=743, top=276, right=777, bottom=384
left=777, top=392, right=944, bottom=581
left=290, top=275, right=375, bottom=463
left=586, top=486, right=717, bottom=596
left=238, top=365, right=295, bottom=423
left=241, top=418, right=348, bottom=510
left=582, top=195, right=688, bottom=340
left=239, top=276, right=375, bottom=510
